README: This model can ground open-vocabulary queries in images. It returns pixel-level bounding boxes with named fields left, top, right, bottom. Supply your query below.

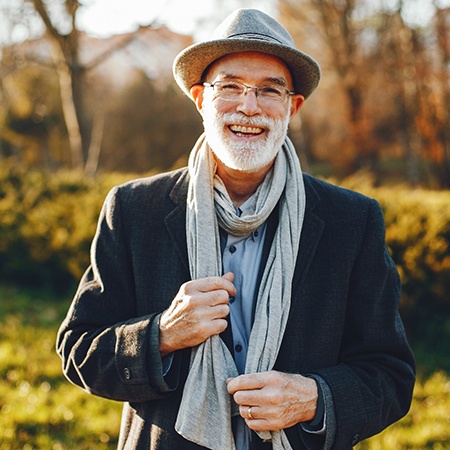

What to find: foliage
left=0, top=162, right=134, bottom=291
left=0, top=61, right=68, bottom=166
left=100, top=75, right=203, bottom=173
left=0, top=283, right=449, bottom=449
left=279, top=0, right=450, bottom=188
left=0, top=9, right=201, bottom=174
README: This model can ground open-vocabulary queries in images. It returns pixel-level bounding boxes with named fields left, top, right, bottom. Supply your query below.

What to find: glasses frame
left=203, top=80, right=295, bottom=104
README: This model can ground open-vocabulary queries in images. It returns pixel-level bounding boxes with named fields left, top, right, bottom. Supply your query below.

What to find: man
left=57, top=8, right=415, bottom=450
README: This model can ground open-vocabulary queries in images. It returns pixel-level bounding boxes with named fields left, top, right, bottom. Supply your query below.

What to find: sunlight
left=77, top=0, right=212, bottom=38
left=76, top=0, right=274, bottom=40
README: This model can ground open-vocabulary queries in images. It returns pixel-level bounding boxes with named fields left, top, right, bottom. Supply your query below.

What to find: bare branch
left=29, top=0, right=63, bottom=44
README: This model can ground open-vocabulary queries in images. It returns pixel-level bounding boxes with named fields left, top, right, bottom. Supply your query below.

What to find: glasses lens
left=209, top=81, right=289, bottom=103
left=258, top=86, right=286, bottom=101
left=214, top=81, right=245, bottom=100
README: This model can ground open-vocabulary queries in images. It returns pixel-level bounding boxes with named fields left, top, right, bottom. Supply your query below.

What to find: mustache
left=216, top=112, right=278, bottom=128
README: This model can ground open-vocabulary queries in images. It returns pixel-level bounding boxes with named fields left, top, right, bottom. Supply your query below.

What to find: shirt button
left=254, top=230, right=259, bottom=237
left=229, top=245, right=237, bottom=254
left=235, top=344, right=243, bottom=353
left=123, top=368, right=132, bottom=380
left=229, top=296, right=235, bottom=304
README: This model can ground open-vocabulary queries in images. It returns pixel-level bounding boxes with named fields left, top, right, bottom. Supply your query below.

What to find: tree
left=100, top=73, right=203, bottom=173
left=280, top=0, right=377, bottom=173
left=29, top=0, right=85, bottom=168
left=23, top=0, right=138, bottom=171
left=433, top=3, right=450, bottom=187
left=278, top=0, right=450, bottom=187
left=374, top=10, right=422, bottom=186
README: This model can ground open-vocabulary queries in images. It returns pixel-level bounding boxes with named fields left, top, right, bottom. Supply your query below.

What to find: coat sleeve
left=56, top=185, right=182, bottom=402
left=312, top=198, right=415, bottom=449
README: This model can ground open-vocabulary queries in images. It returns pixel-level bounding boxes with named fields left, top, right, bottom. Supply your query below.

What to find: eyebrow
left=215, top=72, right=289, bottom=86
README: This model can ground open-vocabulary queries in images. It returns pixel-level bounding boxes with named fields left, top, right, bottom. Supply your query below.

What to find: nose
left=236, top=89, right=262, bottom=116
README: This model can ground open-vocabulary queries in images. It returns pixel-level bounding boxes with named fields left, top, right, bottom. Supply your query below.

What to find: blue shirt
left=221, top=203, right=267, bottom=375
left=221, top=200, right=267, bottom=450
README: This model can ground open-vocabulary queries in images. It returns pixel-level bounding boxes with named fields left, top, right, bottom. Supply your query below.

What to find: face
left=191, top=52, right=304, bottom=173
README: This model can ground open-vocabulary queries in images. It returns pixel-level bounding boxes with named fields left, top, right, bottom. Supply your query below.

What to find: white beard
left=202, top=101, right=291, bottom=173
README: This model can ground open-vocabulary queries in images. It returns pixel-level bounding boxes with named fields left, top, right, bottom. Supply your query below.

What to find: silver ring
left=247, top=406, right=254, bottom=420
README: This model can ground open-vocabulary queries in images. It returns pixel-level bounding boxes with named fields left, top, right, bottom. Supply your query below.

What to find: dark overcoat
left=56, top=168, right=415, bottom=450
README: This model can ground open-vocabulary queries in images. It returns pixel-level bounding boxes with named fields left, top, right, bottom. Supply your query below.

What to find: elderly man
left=57, top=8, right=415, bottom=450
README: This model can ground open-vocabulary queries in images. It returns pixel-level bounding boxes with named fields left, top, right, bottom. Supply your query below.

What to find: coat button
left=123, top=368, right=132, bottom=380
left=351, top=434, right=360, bottom=446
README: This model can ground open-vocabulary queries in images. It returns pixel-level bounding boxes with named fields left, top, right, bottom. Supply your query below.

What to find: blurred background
left=0, top=0, right=449, bottom=448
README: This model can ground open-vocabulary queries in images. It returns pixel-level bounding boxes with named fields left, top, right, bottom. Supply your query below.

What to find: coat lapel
left=290, top=176, right=324, bottom=315
left=165, top=170, right=190, bottom=274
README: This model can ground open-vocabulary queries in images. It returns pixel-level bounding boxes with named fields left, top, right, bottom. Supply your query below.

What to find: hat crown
left=212, top=9, right=296, bottom=48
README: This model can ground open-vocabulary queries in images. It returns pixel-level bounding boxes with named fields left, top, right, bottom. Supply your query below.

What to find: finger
left=227, top=373, right=267, bottom=395
left=239, top=404, right=264, bottom=420
left=232, top=389, right=263, bottom=408
left=197, top=275, right=236, bottom=296
left=203, top=317, right=229, bottom=336
left=222, top=272, right=234, bottom=282
left=245, top=417, right=274, bottom=432
left=205, top=288, right=232, bottom=307
left=210, top=302, right=230, bottom=319
left=238, top=406, right=275, bottom=432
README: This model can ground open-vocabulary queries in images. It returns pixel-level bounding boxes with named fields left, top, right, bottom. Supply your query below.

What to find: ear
left=289, top=94, right=305, bottom=118
left=190, top=84, right=205, bottom=113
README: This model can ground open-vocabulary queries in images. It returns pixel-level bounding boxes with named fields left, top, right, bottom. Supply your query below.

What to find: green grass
left=0, top=284, right=122, bottom=449
left=0, top=284, right=449, bottom=449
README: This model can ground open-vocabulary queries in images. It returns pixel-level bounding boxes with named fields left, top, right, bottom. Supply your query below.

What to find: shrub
left=0, top=163, right=133, bottom=291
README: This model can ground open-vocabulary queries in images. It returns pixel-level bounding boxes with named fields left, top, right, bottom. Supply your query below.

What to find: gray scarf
left=175, top=134, right=305, bottom=449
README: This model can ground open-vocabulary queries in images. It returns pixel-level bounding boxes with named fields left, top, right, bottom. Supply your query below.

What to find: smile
left=229, top=124, right=265, bottom=137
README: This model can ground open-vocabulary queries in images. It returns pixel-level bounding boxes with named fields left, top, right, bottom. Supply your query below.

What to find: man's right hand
left=158, top=272, right=236, bottom=356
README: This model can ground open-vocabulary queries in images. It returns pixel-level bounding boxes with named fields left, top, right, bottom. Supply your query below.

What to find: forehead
left=205, top=51, right=294, bottom=86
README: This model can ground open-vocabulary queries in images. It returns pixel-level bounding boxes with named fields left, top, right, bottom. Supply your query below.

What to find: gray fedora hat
left=173, top=8, right=321, bottom=99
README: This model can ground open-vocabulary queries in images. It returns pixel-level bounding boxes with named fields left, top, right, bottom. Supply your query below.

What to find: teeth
left=230, top=125, right=263, bottom=134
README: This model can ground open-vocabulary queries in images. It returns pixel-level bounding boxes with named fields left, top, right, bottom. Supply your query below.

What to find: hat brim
left=173, top=38, right=321, bottom=100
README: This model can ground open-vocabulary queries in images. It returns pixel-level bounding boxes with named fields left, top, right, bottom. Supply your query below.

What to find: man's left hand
left=226, top=371, right=318, bottom=431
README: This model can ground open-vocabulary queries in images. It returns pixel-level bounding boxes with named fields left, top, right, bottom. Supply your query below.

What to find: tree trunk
left=30, top=0, right=86, bottom=169
left=50, top=43, right=84, bottom=169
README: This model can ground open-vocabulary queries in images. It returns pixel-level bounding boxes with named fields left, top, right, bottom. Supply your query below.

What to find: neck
left=215, top=158, right=274, bottom=207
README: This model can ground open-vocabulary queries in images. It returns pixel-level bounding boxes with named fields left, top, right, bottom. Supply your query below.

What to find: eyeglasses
left=203, top=80, right=295, bottom=104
